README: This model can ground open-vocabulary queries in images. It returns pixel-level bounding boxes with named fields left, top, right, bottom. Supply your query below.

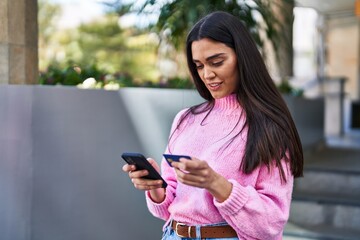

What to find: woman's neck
left=213, top=94, right=239, bottom=111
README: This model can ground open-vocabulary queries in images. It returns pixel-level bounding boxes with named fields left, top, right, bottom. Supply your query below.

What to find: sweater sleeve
left=145, top=109, right=188, bottom=221
left=144, top=160, right=177, bottom=221
left=214, top=160, right=293, bottom=239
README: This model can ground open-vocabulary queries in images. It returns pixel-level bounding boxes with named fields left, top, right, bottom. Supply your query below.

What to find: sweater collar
left=213, top=94, right=239, bottom=110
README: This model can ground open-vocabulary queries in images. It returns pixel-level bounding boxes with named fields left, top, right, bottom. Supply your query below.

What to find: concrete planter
left=282, top=95, right=325, bottom=151
left=0, top=86, right=203, bottom=240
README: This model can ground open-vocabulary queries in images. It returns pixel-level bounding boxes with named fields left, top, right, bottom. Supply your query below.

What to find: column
left=0, top=0, right=38, bottom=84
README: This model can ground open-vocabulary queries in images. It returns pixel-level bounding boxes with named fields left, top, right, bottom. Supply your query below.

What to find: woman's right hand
left=122, top=158, right=166, bottom=203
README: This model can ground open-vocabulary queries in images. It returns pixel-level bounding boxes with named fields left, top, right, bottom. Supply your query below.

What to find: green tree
left=105, top=0, right=294, bottom=80
left=75, top=14, right=127, bottom=72
left=72, top=14, right=160, bottom=81
left=38, top=0, right=62, bottom=70
left=39, top=12, right=160, bottom=82
left=108, top=1, right=281, bottom=51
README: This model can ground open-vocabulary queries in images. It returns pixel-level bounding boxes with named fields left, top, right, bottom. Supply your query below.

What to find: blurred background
left=0, top=0, right=359, bottom=239
left=34, top=0, right=360, bottom=136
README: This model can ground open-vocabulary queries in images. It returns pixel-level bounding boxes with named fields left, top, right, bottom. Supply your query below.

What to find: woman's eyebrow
left=193, top=53, right=226, bottom=62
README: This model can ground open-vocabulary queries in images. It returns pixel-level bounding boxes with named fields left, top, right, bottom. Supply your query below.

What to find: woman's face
left=191, top=38, right=239, bottom=99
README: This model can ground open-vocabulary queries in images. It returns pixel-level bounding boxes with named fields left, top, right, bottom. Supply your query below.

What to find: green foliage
left=105, top=0, right=295, bottom=78
left=38, top=0, right=62, bottom=70
left=39, top=63, right=131, bottom=86
left=39, top=64, right=97, bottom=86
left=139, top=76, right=195, bottom=89
left=75, top=16, right=161, bottom=81
left=106, top=0, right=290, bottom=53
left=38, top=0, right=295, bottom=90
left=38, top=1, right=161, bottom=83
left=38, top=0, right=62, bottom=42
left=38, top=63, right=194, bottom=89
left=277, top=80, right=304, bottom=97
left=167, top=77, right=194, bottom=89
left=156, top=0, right=269, bottom=49
left=76, top=14, right=126, bottom=65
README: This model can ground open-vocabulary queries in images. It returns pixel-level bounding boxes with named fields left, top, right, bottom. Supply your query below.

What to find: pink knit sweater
left=146, top=94, right=293, bottom=240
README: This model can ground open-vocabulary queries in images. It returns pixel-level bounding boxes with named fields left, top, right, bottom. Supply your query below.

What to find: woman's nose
left=203, top=67, right=215, bottom=80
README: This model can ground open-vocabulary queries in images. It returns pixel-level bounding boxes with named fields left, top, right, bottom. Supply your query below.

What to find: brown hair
left=176, top=11, right=303, bottom=181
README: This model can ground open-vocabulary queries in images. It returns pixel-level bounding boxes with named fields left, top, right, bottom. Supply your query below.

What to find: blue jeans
left=161, top=221, right=239, bottom=240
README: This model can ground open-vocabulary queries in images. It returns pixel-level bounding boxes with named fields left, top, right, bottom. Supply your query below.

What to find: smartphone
left=163, top=154, right=191, bottom=167
left=121, top=152, right=167, bottom=188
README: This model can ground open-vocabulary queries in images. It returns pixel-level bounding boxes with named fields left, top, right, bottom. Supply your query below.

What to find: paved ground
left=283, top=237, right=312, bottom=240
left=305, top=144, right=360, bottom=173
left=326, top=133, right=360, bottom=150
left=283, top=237, right=306, bottom=240
left=283, top=135, right=360, bottom=240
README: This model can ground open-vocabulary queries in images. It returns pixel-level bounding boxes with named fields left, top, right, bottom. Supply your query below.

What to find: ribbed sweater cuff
left=145, top=187, right=173, bottom=217
left=214, top=179, right=249, bottom=215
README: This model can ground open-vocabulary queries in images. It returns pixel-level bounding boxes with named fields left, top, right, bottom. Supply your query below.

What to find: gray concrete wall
left=0, top=86, right=203, bottom=240
left=0, top=86, right=324, bottom=240
left=0, top=86, right=33, bottom=240
left=283, top=95, right=325, bottom=151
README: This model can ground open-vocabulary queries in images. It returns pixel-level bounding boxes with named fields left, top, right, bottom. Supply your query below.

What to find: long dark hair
left=176, top=11, right=303, bottom=181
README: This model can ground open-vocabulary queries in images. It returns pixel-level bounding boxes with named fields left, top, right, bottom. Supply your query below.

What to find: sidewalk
left=283, top=135, right=360, bottom=240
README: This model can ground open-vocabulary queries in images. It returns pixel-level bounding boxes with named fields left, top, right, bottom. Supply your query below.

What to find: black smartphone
left=163, top=154, right=191, bottom=167
left=121, top=152, right=167, bottom=188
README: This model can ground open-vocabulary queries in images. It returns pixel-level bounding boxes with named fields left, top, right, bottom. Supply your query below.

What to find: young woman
left=123, top=11, right=303, bottom=240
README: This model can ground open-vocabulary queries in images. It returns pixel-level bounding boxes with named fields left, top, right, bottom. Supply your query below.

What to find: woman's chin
left=210, top=92, right=230, bottom=99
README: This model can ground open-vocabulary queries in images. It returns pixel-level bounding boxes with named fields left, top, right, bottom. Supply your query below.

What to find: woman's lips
left=208, top=82, right=222, bottom=91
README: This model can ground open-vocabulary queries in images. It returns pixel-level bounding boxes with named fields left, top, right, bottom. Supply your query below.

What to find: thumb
left=147, top=158, right=161, bottom=172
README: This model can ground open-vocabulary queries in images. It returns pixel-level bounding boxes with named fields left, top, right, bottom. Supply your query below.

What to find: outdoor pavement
left=283, top=133, right=360, bottom=240
left=326, top=132, right=360, bottom=151
left=306, top=137, right=360, bottom=173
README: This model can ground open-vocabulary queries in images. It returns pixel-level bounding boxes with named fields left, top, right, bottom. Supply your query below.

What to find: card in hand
left=163, top=154, right=191, bottom=167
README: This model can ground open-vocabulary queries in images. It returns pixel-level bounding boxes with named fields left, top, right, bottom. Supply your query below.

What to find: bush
left=39, top=63, right=135, bottom=90
left=39, top=63, right=195, bottom=90
left=277, top=80, right=304, bottom=97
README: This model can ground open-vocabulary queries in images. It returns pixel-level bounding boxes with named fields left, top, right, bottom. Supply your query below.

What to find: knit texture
left=146, top=94, right=294, bottom=240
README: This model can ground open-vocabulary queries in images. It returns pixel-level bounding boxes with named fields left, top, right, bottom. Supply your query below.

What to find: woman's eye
left=196, top=65, right=203, bottom=69
left=211, top=61, right=223, bottom=66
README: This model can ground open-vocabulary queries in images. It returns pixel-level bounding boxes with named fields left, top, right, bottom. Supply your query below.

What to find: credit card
left=163, top=154, right=191, bottom=167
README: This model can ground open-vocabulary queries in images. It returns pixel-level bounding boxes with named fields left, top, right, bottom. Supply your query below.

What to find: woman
left=123, top=11, right=303, bottom=239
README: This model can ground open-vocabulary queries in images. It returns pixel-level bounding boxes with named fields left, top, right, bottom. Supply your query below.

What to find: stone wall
left=0, top=0, right=38, bottom=84
left=327, top=15, right=359, bottom=100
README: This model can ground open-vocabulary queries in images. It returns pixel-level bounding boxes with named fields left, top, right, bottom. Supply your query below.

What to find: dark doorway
left=351, top=101, right=360, bottom=129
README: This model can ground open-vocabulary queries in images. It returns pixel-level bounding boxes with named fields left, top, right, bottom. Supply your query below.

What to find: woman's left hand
left=171, top=157, right=233, bottom=202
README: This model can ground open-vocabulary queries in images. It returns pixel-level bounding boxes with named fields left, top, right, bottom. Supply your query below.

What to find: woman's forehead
left=191, top=39, right=232, bottom=59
